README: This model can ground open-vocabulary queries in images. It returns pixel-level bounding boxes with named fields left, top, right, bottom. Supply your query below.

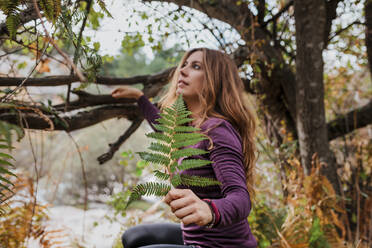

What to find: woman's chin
left=176, top=88, right=185, bottom=95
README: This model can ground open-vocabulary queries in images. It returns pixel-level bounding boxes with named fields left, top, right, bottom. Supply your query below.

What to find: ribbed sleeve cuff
left=203, top=199, right=221, bottom=227
left=137, top=94, right=147, bottom=104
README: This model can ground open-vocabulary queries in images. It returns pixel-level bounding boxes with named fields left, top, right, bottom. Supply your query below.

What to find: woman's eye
left=193, top=64, right=201, bottom=69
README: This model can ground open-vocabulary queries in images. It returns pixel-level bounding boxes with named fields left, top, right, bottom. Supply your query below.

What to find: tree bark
left=294, top=0, right=340, bottom=194
left=365, top=0, right=372, bottom=75
left=0, top=104, right=140, bottom=132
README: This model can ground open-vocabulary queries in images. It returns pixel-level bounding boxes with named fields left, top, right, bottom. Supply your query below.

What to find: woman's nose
left=180, top=66, right=188, bottom=76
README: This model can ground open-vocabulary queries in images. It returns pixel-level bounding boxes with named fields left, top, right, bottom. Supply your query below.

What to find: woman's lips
left=178, top=80, right=188, bottom=87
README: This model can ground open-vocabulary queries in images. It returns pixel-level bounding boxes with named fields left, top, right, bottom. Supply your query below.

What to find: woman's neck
left=185, top=99, right=203, bottom=126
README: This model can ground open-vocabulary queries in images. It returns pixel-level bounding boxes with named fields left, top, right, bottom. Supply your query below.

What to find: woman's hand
left=111, top=86, right=144, bottom=100
left=164, top=189, right=212, bottom=226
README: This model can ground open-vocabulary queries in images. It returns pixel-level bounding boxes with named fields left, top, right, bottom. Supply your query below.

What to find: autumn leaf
left=36, top=58, right=51, bottom=73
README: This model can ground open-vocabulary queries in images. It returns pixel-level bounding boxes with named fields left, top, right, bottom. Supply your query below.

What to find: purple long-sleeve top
left=137, top=95, right=257, bottom=248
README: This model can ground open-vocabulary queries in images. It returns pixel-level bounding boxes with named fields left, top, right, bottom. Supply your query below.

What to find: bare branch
left=0, top=67, right=175, bottom=87
left=328, top=21, right=364, bottom=43
left=0, top=104, right=140, bottom=131
left=327, top=99, right=372, bottom=141
left=97, top=118, right=144, bottom=164
left=263, top=0, right=294, bottom=28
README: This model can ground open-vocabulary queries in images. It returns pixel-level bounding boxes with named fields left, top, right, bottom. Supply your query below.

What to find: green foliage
left=0, top=0, right=61, bottom=38
left=100, top=44, right=184, bottom=78
left=126, top=94, right=220, bottom=208
left=309, top=217, right=330, bottom=248
left=39, top=0, right=62, bottom=23
left=0, top=0, right=22, bottom=39
left=248, top=200, right=286, bottom=248
left=0, top=120, right=24, bottom=211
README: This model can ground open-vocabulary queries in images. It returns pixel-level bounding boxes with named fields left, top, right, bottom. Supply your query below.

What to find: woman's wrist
left=136, top=92, right=144, bottom=100
left=202, top=199, right=219, bottom=228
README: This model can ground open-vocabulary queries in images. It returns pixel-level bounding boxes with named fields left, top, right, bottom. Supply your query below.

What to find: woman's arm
left=137, top=95, right=162, bottom=131
left=207, top=120, right=252, bottom=227
left=112, top=87, right=161, bottom=132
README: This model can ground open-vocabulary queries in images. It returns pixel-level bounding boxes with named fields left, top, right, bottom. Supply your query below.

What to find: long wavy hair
left=158, top=48, right=257, bottom=199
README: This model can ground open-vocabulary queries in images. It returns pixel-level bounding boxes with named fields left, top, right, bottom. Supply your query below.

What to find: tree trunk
left=365, top=0, right=372, bottom=75
left=294, top=0, right=340, bottom=194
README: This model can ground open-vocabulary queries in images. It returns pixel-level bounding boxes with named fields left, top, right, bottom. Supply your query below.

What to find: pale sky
left=0, top=0, right=366, bottom=74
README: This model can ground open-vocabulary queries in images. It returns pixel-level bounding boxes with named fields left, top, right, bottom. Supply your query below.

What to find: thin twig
left=31, top=0, right=86, bottom=83
left=0, top=40, right=50, bottom=103
left=66, top=0, right=92, bottom=111
left=263, top=0, right=294, bottom=28
left=65, top=132, right=88, bottom=241
left=22, top=118, right=39, bottom=246
left=328, top=21, right=364, bottom=42
left=97, top=118, right=144, bottom=164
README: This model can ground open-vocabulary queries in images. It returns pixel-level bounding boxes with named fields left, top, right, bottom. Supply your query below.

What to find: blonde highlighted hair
left=159, top=48, right=257, bottom=199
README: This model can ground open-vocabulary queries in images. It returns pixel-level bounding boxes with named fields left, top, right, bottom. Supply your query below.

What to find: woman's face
left=176, top=51, right=205, bottom=101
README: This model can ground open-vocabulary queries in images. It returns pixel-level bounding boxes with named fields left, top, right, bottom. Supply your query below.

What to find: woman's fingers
left=111, top=87, right=128, bottom=98
left=111, top=87, right=143, bottom=99
left=173, top=204, right=195, bottom=219
left=181, top=213, right=202, bottom=226
left=169, top=196, right=194, bottom=212
left=165, top=189, right=212, bottom=226
left=164, top=189, right=191, bottom=205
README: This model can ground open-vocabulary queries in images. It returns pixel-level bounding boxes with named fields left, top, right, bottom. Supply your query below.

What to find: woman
left=112, top=48, right=257, bottom=248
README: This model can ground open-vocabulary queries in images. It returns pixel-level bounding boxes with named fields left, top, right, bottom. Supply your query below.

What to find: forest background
left=0, top=0, right=371, bottom=247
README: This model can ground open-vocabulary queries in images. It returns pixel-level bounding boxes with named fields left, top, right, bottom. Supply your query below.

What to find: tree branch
left=0, top=67, right=175, bottom=87
left=1, top=96, right=370, bottom=141
left=262, top=0, right=294, bottom=28
left=327, top=100, right=372, bottom=141
left=0, top=104, right=140, bottom=131
left=97, top=118, right=144, bottom=164
left=324, top=0, right=342, bottom=48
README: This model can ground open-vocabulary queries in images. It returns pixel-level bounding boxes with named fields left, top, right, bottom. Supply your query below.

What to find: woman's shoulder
left=201, top=117, right=242, bottom=142
left=200, top=117, right=243, bottom=152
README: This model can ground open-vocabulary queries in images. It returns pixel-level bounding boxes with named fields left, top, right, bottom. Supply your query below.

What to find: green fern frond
left=171, top=148, right=208, bottom=160
left=127, top=94, right=220, bottom=209
left=154, top=170, right=170, bottom=180
left=5, top=13, right=20, bottom=39
left=0, top=121, right=25, bottom=147
left=126, top=182, right=171, bottom=208
left=0, top=166, right=16, bottom=179
left=172, top=137, right=208, bottom=149
left=137, top=151, right=170, bottom=166
left=0, top=153, right=14, bottom=160
left=178, top=159, right=213, bottom=171
left=176, top=117, right=194, bottom=126
left=39, top=0, right=61, bottom=23
left=170, top=174, right=182, bottom=187
left=156, top=117, right=173, bottom=127
left=145, top=132, right=172, bottom=143
left=173, top=132, right=205, bottom=142
left=174, top=125, right=200, bottom=132
left=148, top=142, right=171, bottom=154
left=0, top=121, right=23, bottom=207
left=180, top=174, right=221, bottom=187
left=54, top=0, right=62, bottom=18
left=39, top=0, right=53, bottom=21
left=152, top=123, right=173, bottom=134
left=159, top=112, right=175, bottom=122
left=0, top=159, right=13, bottom=167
